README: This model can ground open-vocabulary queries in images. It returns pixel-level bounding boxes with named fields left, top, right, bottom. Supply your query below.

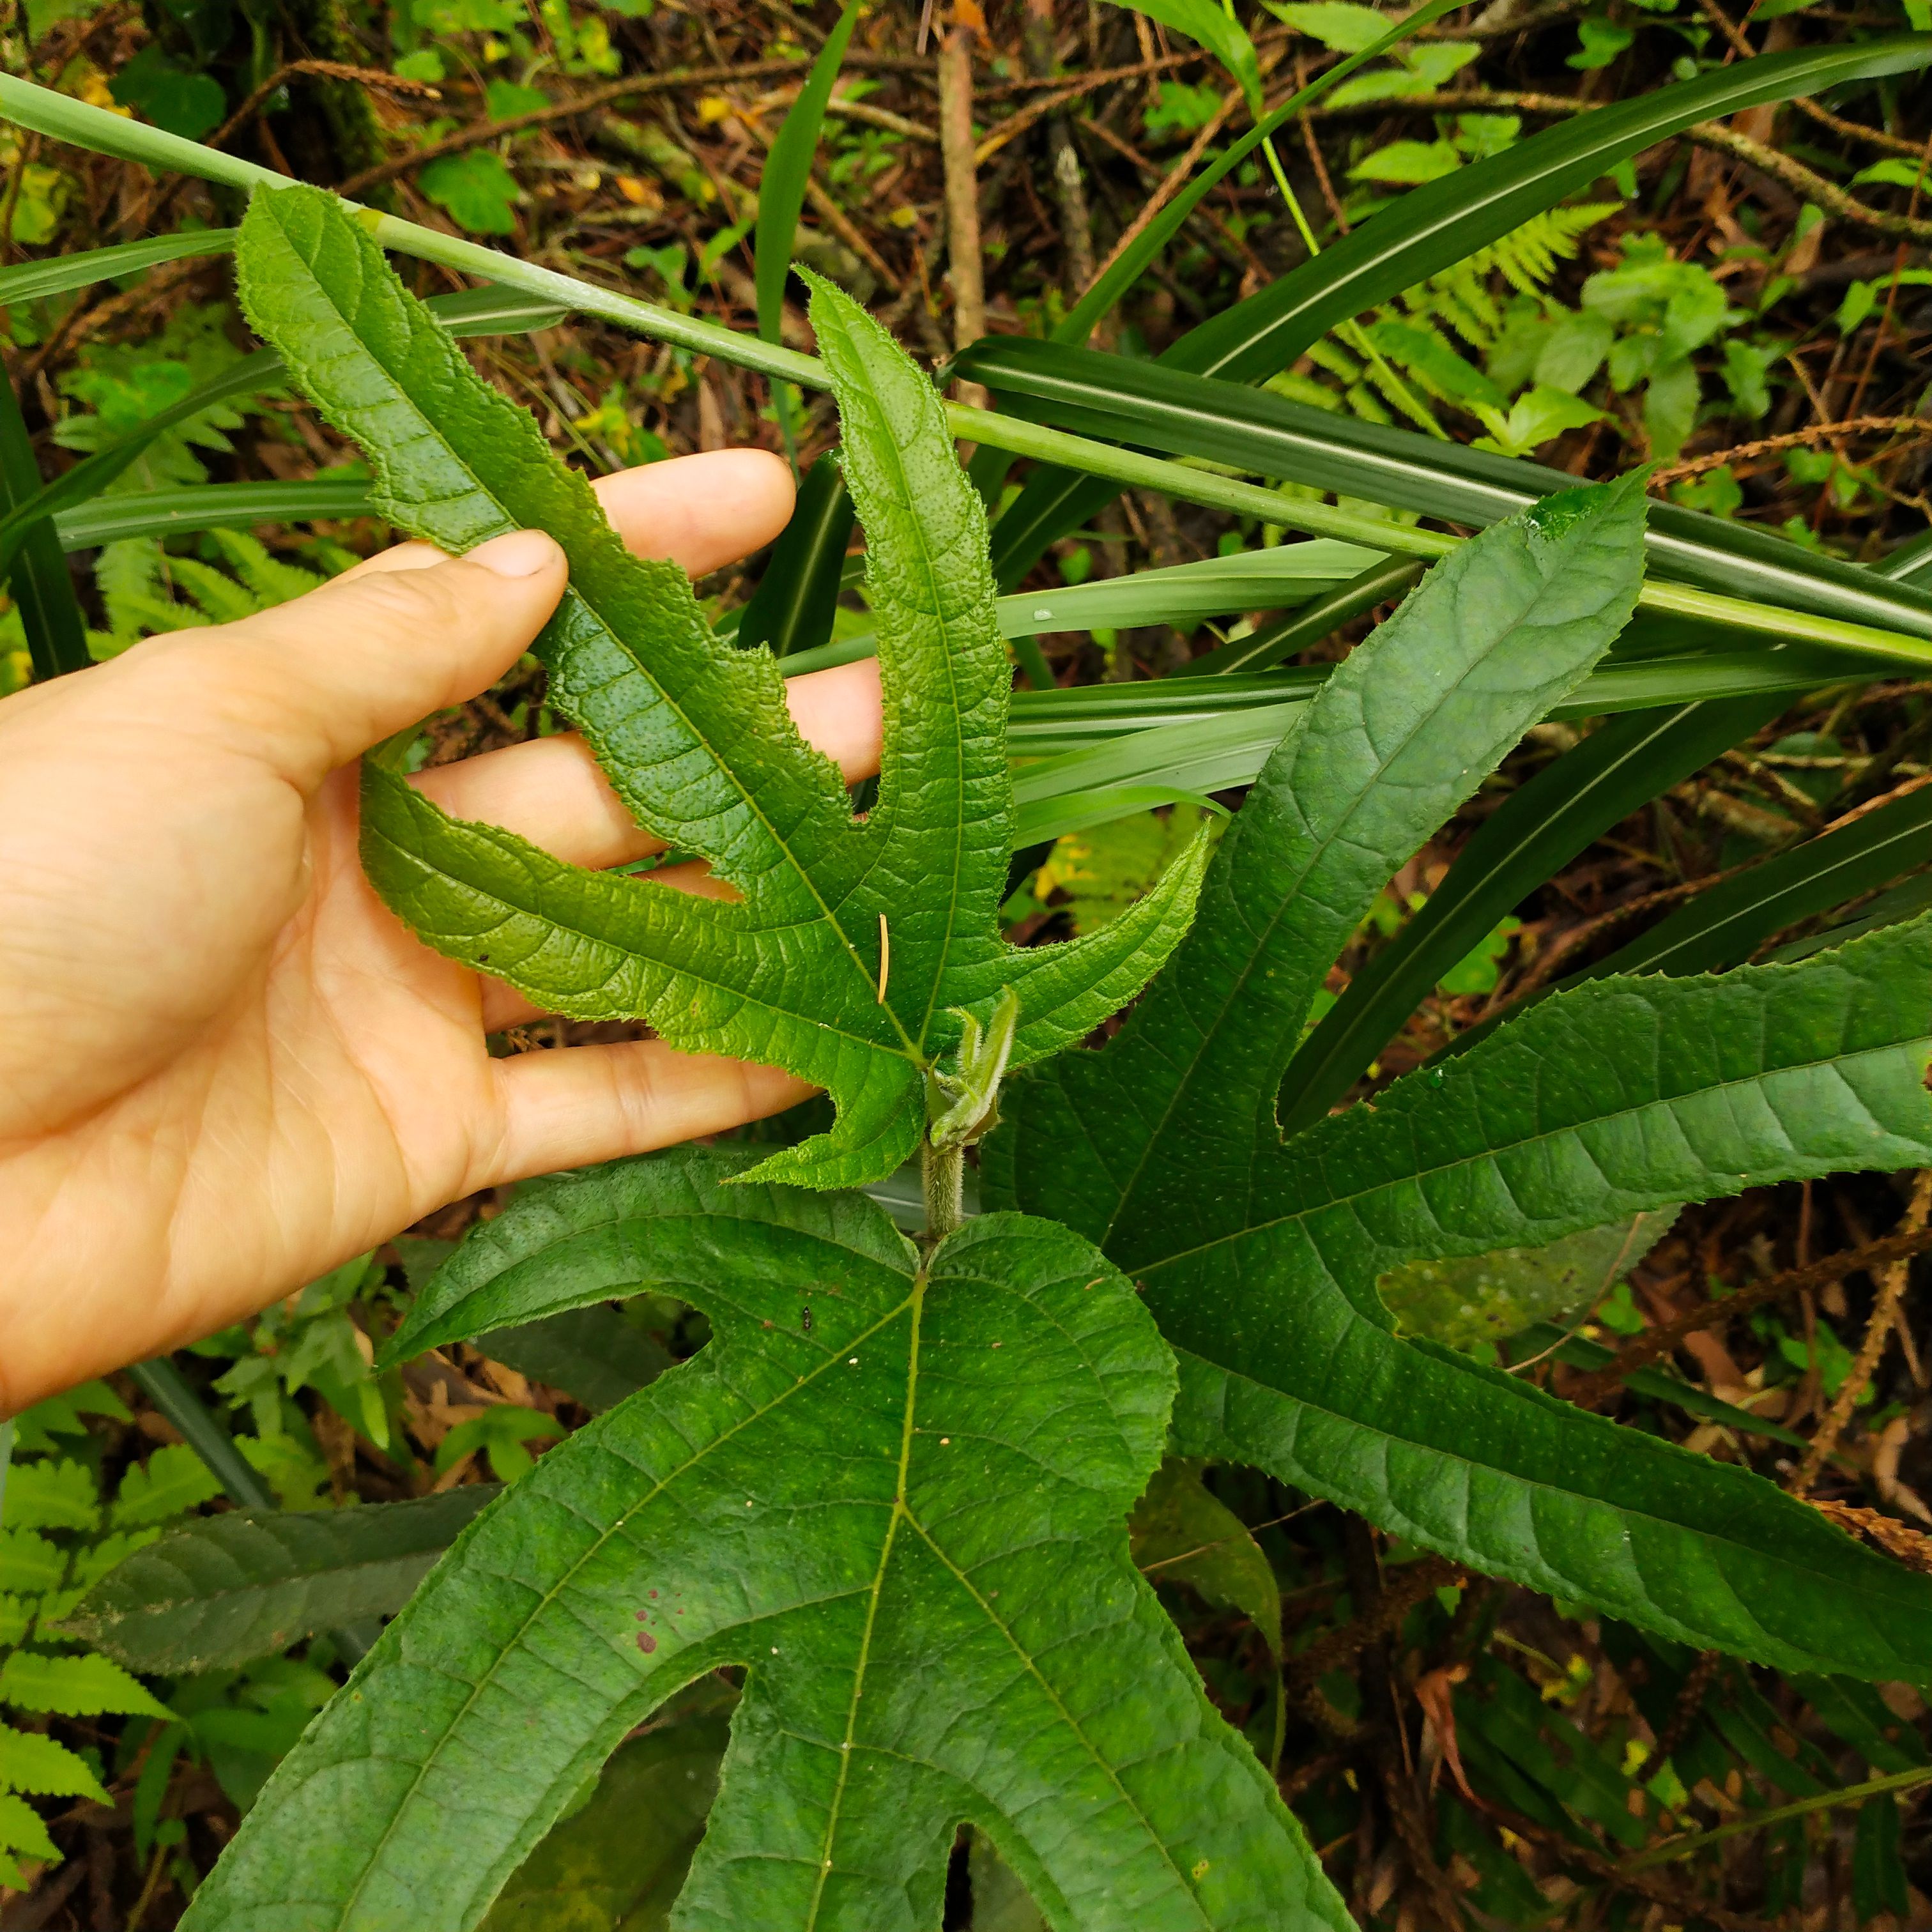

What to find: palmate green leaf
left=236, top=185, right=1204, bottom=1190
left=988, top=499, right=1932, bottom=1676
left=1015, top=919, right=1932, bottom=1676
left=183, top=1148, right=1351, bottom=1932
left=987, top=474, right=1652, bottom=1248
left=63, top=1489, right=498, bottom=1674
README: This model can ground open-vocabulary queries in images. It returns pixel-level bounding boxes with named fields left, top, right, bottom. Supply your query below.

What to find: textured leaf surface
left=1279, top=694, right=1781, bottom=1134
left=988, top=475, right=1649, bottom=1254
left=988, top=482, right=1932, bottom=1675
left=235, top=187, right=1204, bottom=1190
left=64, top=1489, right=497, bottom=1674
left=1006, top=897, right=1932, bottom=1676
left=184, top=1149, right=1348, bottom=1932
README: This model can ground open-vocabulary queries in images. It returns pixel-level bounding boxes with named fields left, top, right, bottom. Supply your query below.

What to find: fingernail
left=468, top=528, right=560, bottom=578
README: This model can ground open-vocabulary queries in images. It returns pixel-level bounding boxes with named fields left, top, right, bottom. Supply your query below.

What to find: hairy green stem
left=923, top=1139, right=966, bottom=1246
left=4, top=76, right=1931, bottom=671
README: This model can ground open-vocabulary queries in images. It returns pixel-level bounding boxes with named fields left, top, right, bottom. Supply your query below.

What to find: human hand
left=0, top=450, right=884, bottom=1412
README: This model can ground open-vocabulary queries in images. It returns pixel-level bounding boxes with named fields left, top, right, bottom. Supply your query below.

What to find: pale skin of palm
left=0, top=450, right=885, bottom=1414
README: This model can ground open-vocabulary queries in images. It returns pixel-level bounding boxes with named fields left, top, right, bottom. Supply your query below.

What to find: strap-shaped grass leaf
left=234, top=186, right=1205, bottom=1190
left=987, top=473, right=1650, bottom=1255
left=182, top=1149, right=1351, bottom=1932
left=972, top=34, right=1932, bottom=587
left=1153, top=914, right=1932, bottom=1679
left=959, top=336, right=1932, bottom=644
left=61, top=1489, right=496, bottom=1675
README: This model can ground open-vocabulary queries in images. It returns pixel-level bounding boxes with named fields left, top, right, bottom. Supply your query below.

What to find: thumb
left=183, top=528, right=566, bottom=785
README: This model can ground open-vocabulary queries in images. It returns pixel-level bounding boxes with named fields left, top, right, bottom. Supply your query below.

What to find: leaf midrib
left=1140, top=1034, right=1927, bottom=1277
left=286, top=227, right=903, bottom=1058
left=365, top=794, right=912, bottom=1066
left=1101, top=543, right=1589, bottom=1242
left=1177, top=1327, right=1928, bottom=1648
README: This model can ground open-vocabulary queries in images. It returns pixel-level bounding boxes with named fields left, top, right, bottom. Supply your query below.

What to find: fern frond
left=1392, top=203, right=1621, bottom=351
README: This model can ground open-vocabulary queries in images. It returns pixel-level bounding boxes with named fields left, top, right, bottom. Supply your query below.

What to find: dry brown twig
left=1791, top=1169, right=1932, bottom=1493
left=1651, top=415, right=1932, bottom=486
left=1568, top=1219, right=1932, bottom=1407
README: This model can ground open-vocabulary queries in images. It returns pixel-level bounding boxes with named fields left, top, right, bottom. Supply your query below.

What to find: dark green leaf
left=992, top=475, right=1650, bottom=1249
left=1009, top=907, right=1932, bottom=1676
left=238, top=188, right=1204, bottom=1188
left=1586, top=784, right=1932, bottom=981
left=1279, top=695, right=1784, bottom=1135
left=734, top=452, right=855, bottom=659
left=1853, top=1793, right=1910, bottom=1923
left=185, top=1149, right=1351, bottom=1932
left=0, top=369, right=88, bottom=678
left=61, top=1490, right=497, bottom=1674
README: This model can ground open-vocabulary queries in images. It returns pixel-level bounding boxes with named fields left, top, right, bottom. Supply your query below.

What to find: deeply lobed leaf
left=233, top=187, right=1205, bottom=1191
left=182, top=1149, right=1350, bottom=1932
left=990, top=477, right=1932, bottom=1677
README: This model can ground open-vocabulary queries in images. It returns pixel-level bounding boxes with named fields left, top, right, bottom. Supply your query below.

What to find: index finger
left=348, top=448, right=796, bottom=584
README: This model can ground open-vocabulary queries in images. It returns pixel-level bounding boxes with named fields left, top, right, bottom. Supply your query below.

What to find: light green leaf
left=185, top=1149, right=1351, bottom=1932
left=992, top=474, right=1650, bottom=1254
left=419, top=150, right=522, bottom=236
left=1106, top=0, right=1262, bottom=114
left=992, top=471, right=1932, bottom=1678
left=112, top=1441, right=227, bottom=1529
left=0, top=1459, right=99, bottom=1535
left=0, top=1724, right=110, bottom=1802
left=0, top=1791, right=59, bottom=1864
left=0, top=1529, right=63, bottom=1596
left=63, top=1490, right=498, bottom=1675
left=234, top=186, right=1205, bottom=1192
left=0, top=1648, right=171, bottom=1720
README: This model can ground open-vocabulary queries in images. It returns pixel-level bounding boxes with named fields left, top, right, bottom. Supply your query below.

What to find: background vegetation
left=4, top=0, right=1932, bottom=1925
